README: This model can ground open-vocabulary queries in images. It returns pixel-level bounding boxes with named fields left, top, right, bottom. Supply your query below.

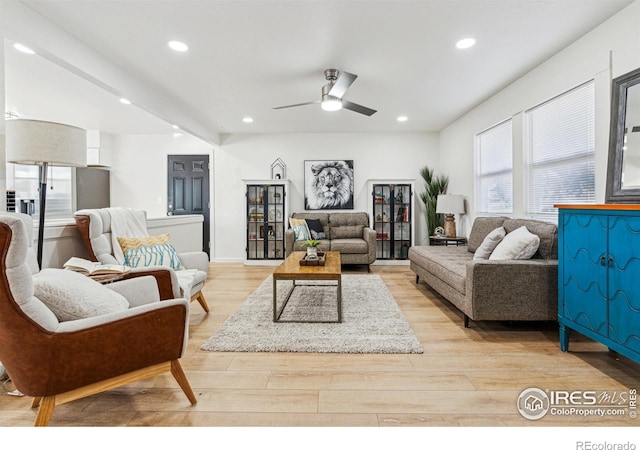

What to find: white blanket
left=107, top=207, right=194, bottom=300
left=108, top=207, right=149, bottom=263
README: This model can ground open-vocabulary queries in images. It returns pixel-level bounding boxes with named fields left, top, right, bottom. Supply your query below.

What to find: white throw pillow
left=33, top=268, right=129, bottom=322
left=489, top=226, right=540, bottom=260
left=473, top=226, right=506, bottom=260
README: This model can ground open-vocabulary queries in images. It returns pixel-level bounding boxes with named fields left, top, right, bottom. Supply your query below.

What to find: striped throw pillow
left=117, top=233, right=184, bottom=270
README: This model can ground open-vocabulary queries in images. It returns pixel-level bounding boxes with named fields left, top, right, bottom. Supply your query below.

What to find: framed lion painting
left=304, top=160, right=354, bottom=210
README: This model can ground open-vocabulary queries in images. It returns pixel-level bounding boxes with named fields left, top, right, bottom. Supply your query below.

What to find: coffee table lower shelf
left=272, top=278, right=342, bottom=323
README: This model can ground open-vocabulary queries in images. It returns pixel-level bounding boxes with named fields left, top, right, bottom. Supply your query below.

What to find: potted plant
left=419, top=166, right=449, bottom=237
left=303, top=239, right=321, bottom=258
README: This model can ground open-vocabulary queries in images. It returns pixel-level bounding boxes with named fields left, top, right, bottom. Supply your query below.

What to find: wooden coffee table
left=272, top=251, right=342, bottom=323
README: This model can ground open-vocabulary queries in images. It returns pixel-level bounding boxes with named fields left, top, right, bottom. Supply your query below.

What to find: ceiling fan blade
left=342, top=100, right=377, bottom=116
left=273, top=100, right=319, bottom=110
left=328, top=71, right=357, bottom=98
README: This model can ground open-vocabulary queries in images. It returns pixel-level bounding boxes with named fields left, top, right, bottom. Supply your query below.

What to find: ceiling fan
left=273, top=69, right=377, bottom=116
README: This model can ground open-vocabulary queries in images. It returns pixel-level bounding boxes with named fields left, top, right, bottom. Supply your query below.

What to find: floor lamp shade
left=436, top=194, right=465, bottom=238
left=6, top=119, right=86, bottom=167
left=6, top=119, right=87, bottom=268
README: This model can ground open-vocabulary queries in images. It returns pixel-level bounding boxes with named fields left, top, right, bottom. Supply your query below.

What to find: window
left=475, top=119, right=513, bottom=214
left=7, top=163, right=73, bottom=220
left=525, top=81, right=595, bottom=217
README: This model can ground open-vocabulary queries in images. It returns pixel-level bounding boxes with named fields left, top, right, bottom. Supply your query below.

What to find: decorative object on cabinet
left=270, top=158, right=287, bottom=180
left=419, top=166, right=449, bottom=237
left=245, top=180, right=288, bottom=262
left=304, top=160, right=354, bottom=210
left=436, top=194, right=465, bottom=238
left=370, top=182, right=413, bottom=260
left=557, top=204, right=640, bottom=365
left=605, top=67, right=640, bottom=203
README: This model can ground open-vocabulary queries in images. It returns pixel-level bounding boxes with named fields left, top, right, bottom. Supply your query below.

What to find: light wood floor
left=1, top=263, right=638, bottom=428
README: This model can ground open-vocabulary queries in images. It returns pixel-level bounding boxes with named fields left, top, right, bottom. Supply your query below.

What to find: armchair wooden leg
left=191, top=290, right=210, bottom=313
left=170, top=360, right=197, bottom=405
left=34, top=396, right=55, bottom=426
left=31, top=397, right=41, bottom=408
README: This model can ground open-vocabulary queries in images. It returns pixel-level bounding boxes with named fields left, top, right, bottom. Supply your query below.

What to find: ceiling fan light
left=321, top=97, right=342, bottom=112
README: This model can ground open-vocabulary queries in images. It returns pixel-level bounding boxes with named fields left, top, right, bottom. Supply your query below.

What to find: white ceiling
left=4, top=0, right=635, bottom=144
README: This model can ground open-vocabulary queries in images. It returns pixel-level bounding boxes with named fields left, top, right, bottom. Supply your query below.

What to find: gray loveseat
left=409, top=217, right=558, bottom=327
left=285, top=212, right=376, bottom=269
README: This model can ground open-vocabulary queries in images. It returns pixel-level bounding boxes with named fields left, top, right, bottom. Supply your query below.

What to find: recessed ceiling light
left=168, top=40, right=189, bottom=52
left=397, top=116, right=408, bottom=122
left=119, top=98, right=132, bottom=105
left=13, top=43, right=35, bottom=54
left=456, top=38, right=476, bottom=49
left=242, top=117, right=254, bottom=123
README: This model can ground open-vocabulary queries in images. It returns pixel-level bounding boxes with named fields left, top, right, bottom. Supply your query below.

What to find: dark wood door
left=167, top=155, right=211, bottom=257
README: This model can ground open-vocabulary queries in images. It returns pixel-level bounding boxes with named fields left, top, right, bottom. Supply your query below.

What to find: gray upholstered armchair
left=0, top=213, right=197, bottom=426
left=74, top=208, right=209, bottom=312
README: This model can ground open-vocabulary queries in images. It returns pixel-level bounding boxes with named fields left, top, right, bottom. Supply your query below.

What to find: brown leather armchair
left=0, top=213, right=197, bottom=426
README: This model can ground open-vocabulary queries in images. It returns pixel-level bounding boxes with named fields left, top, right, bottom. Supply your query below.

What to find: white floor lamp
left=6, top=119, right=86, bottom=269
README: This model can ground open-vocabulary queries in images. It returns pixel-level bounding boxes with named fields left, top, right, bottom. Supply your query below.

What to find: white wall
left=110, top=133, right=214, bottom=218
left=439, top=0, right=640, bottom=234
left=213, top=132, right=439, bottom=261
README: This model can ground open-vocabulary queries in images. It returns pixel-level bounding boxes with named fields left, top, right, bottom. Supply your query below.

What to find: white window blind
left=525, top=81, right=595, bottom=217
left=475, top=119, right=513, bottom=214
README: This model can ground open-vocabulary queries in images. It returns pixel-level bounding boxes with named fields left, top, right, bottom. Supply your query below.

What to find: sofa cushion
left=329, top=212, right=370, bottom=228
left=289, top=218, right=311, bottom=241
left=305, top=218, right=326, bottom=240
left=473, top=227, right=506, bottom=260
left=33, top=269, right=129, bottom=322
left=409, top=246, right=470, bottom=294
left=467, top=217, right=508, bottom=252
left=292, top=213, right=330, bottom=239
left=490, top=226, right=540, bottom=260
left=331, top=238, right=369, bottom=254
left=332, top=225, right=364, bottom=239
left=503, top=218, right=557, bottom=259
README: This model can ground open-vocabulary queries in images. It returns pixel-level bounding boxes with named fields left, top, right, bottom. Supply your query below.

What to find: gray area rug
left=201, top=274, right=423, bottom=353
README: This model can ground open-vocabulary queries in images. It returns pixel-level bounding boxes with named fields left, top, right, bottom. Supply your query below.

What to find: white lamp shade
left=6, top=119, right=87, bottom=167
left=436, top=194, right=465, bottom=214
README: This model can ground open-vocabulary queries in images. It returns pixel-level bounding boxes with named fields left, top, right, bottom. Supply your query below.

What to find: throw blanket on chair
left=107, top=207, right=149, bottom=264
left=107, top=207, right=196, bottom=300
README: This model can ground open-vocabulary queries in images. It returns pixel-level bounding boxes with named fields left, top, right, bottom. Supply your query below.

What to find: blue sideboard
left=557, top=204, right=640, bottom=365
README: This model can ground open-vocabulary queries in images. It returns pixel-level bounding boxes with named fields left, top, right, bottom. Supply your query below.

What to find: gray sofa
left=409, top=216, right=558, bottom=327
left=285, top=212, right=376, bottom=268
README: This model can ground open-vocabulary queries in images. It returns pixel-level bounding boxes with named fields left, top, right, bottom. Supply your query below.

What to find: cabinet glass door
left=392, top=184, right=411, bottom=259
left=373, top=185, right=392, bottom=259
left=246, top=183, right=285, bottom=260
left=246, top=185, right=266, bottom=259
left=373, top=184, right=411, bottom=260
left=265, top=184, right=285, bottom=259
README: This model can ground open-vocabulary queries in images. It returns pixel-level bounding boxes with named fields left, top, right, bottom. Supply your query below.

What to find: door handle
left=599, top=255, right=606, bottom=266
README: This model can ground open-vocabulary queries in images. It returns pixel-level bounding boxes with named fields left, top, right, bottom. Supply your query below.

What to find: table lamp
left=6, top=119, right=87, bottom=268
left=436, top=194, right=465, bottom=238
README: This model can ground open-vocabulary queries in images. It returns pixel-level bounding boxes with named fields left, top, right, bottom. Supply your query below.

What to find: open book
left=63, top=257, right=131, bottom=279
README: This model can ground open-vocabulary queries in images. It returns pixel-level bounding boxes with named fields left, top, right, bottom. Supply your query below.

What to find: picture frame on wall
left=304, top=160, right=354, bottom=210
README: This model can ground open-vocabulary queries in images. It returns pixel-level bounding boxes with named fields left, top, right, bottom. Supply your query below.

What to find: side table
left=429, top=236, right=467, bottom=247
